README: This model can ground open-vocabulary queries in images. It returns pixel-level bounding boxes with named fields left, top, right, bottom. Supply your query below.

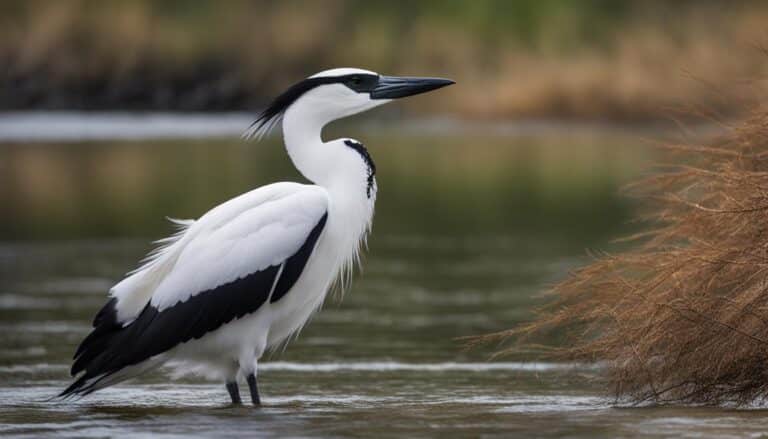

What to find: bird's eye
left=350, top=76, right=362, bottom=85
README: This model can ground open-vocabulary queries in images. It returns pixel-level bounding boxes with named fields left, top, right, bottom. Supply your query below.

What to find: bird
left=60, top=68, right=453, bottom=405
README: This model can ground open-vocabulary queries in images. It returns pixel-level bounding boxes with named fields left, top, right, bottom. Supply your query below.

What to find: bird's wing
left=106, top=181, right=323, bottom=324
left=149, top=183, right=328, bottom=312
left=65, top=183, right=328, bottom=395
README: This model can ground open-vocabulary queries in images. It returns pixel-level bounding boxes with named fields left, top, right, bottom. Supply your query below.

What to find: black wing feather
left=62, top=213, right=327, bottom=398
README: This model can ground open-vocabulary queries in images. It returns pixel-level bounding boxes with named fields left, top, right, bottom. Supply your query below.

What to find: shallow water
left=1, top=116, right=765, bottom=437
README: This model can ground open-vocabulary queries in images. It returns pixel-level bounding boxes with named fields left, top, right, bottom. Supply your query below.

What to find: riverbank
left=2, top=1, right=766, bottom=120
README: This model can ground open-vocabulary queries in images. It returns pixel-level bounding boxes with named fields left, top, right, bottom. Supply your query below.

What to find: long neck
left=282, top=103, right=377, bottom=266
left=282, top=104, right=327, bottom=184
left=282, top=103, right=374, bottom=197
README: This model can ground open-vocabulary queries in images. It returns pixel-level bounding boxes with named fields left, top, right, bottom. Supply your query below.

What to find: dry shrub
left=476, top=109, right=768, bottom=406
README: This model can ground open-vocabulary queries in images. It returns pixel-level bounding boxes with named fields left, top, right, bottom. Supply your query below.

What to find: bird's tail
left=59, top=356, right=166, bottom=399
left=59, top=296, right=166, bottom=399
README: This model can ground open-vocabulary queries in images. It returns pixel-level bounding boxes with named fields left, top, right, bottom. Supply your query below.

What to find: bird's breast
left=265, top=186, right=374, bottom=347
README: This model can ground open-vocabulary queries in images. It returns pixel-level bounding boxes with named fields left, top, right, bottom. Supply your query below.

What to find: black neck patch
left=344, top=139, right=376, bottom=199
left=249, top=73, right=379, bottom=136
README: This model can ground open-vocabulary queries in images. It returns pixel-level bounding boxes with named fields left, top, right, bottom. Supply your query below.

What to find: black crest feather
left=243, top=72, right=379, bottom=140
left=244, top=76, right=336, bottom=140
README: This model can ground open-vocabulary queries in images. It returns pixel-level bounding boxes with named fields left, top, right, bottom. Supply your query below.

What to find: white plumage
left=147, top=184, right=330, bottom=312
left=62, top=67, right=453, bottom=404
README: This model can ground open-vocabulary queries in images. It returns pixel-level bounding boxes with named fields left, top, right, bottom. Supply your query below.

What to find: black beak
left=370, top=76, right=454, bottom=100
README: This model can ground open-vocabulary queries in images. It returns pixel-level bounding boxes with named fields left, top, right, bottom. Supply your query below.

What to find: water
left=2, top=115, right=764, bottom=437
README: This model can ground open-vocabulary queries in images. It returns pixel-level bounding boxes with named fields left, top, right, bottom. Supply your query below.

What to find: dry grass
left=2, top=1, right=768, bottom=117
left=459, top=12, right=768, bottom=120
left=471, top=107, right=768, bottom=406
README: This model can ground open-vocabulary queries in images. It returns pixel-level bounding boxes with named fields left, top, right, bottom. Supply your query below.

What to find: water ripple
left=258, top=361, right=592, bottom=372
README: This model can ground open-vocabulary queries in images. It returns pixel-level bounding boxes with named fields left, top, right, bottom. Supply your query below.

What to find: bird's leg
left=241, top=340, right=265, bottom=406
left=246, top=373, right=260, bottom=406
left=226, top=381, right=242, bottom=405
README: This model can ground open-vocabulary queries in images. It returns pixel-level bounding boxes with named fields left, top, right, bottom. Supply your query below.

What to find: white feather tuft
left=242, top=115, right=281, bottom=141
left=127, top=217, right=194, bottom=276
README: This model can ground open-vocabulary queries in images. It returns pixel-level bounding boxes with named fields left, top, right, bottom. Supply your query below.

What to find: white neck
left=281, top=99, right=378, bottom=284
left=282, top=104, right=326, bottom=184
left=282, top=102, right=372, bottom=195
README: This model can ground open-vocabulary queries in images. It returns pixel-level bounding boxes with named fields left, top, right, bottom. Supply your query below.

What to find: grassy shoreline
left=2, top=1, right=767, bottom=120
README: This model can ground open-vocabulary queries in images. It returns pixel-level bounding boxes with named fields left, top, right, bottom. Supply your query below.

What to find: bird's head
left=245, top=68, right=454, bottom=139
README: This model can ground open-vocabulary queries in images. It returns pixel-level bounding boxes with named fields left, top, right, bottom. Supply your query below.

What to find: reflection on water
left=2, top=125, right=764, bottom=437
left=1, top=128, right=638, bottom=240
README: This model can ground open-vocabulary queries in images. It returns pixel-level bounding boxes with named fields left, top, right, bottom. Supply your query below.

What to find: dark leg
left=246, top=373, right=261, bottom=406
left=226, top=381, right=242, bottom=405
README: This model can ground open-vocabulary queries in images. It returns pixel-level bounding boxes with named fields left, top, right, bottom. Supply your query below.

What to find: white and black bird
left=61, top=68, right=453, bottom=404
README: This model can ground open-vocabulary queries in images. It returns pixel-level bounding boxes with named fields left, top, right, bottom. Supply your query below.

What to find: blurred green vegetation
left=357, top=0, right=628, bottom=46
left=1, top=0, right=766, bottom=118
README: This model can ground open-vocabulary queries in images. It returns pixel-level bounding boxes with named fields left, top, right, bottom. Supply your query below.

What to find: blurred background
left=2, top=1, right=768, bottom=437
left=1, top=0, right=767, bottom=118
